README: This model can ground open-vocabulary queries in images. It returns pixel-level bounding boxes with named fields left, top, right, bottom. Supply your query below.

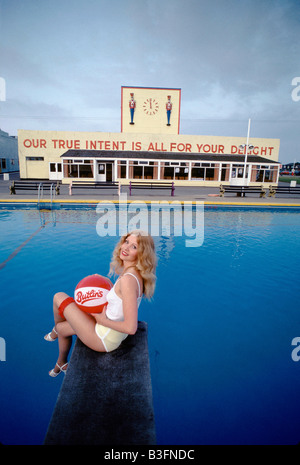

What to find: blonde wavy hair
left=108, top=230, right=157, bottom=299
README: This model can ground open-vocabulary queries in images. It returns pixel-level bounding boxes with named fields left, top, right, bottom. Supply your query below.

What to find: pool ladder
left=37, top=183, right=56, bottom=210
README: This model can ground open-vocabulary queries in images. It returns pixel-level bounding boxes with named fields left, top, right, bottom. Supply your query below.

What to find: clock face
left=143, top=98, right=159, bottom=115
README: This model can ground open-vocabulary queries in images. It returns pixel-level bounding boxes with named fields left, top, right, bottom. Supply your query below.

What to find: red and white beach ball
left=74, top=274, right=112, bottom=313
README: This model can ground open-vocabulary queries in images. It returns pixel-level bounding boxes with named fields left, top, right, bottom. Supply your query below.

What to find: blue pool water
left=0, top=204, right=300, bottom=445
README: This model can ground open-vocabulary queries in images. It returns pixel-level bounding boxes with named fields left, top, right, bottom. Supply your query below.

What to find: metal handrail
left=38, top=183, right=42, bottom=203
left=37, top=182, right=55, bottom=209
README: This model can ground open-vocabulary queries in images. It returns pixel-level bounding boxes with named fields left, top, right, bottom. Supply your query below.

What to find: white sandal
left=44, top=327, right=58, bottom=342
left=49, top=362, right=68, bottom=378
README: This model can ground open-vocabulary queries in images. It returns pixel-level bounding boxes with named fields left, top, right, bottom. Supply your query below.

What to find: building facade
left=18, top=87, right=280, bottom=186
left=0, top=129, right=19, bottom=174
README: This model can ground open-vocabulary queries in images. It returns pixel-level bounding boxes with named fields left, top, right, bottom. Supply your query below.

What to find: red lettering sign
left=76, top=289, right=104, bottom=304
left=23, top=139, right=47, bottom=148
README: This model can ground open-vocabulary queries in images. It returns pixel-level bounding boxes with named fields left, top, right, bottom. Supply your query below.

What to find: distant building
left=0, top=129, right=19, bottom=174
left=281, top=162, right=300, bottom=172
left=17, top=86, right=281, bottom=186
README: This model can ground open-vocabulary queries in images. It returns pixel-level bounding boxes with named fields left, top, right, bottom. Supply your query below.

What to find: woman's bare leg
left=49, top=292, right=74, bottom=374
left=49, top=292, right=106, bottom=374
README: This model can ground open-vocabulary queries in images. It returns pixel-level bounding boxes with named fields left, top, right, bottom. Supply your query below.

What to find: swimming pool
left=0, top=203, right=300, bottom=445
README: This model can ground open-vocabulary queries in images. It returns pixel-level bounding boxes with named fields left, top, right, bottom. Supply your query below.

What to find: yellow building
left=18, top=86, right=280, bottom=186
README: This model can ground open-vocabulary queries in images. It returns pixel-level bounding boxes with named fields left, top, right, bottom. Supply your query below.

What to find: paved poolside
left=0, top=174, right=300, bottom=206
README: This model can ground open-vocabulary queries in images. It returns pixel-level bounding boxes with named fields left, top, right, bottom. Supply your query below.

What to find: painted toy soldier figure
left=166, top=95, right=172, bottom=126
left=129, top=93, right=136, bottom=124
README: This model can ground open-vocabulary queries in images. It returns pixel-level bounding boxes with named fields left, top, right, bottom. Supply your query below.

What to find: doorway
left=230, top=164, right=249, bottom=185
left=96, top=162, right=113, bottom=182
left=49, top=162, right=63, bottom=180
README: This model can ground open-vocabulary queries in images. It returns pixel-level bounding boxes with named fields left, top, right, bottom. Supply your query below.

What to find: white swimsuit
left=95, top=273, right=142, bottom=352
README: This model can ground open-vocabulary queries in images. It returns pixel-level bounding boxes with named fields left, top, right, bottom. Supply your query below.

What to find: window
left=79, top=163, right=93, bottom=178
left=98, top=164, right=105, bottom=174
left=253, top=165, right=278, bottom=183
left=221, top=164, right=230, bottom=182
left=206, top=168, right=215, bottom=180
left=50, top=163, right=62, bottom=173
left=191, top=167, right=204, bottom=179
left=63, top=159, right=93, bottom=178
left=231, top=164, right=248, bottom=179
left=175, top=167, right=189, bottom=180
left=117, top=160, right=127, bottom=178
left=191, top=162, right=219, bottom=181
left=162, top=161, right=188, bottom=180
left=120, top=165, right=126, bottom=178
left=125, top=160, right=157, bottom=179
left=264, top=170, right=271, bottom=182
left=163, top=166, right=174, bottom=179
left=133, top=165, right=143, bottom=178
left=144, top=166, right=154, bottom=179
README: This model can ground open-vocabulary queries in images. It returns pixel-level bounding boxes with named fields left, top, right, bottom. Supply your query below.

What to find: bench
left=69, top=181, right=120, bottom=195
left=219, top=184, right=266, bottom=198
left=44, top=322, right=156, bottom=445
left=129, top=181, right=175, bottom=196
left=268, top=185, right=300, bottom=197
left=10, top=181, right=60, bottom=195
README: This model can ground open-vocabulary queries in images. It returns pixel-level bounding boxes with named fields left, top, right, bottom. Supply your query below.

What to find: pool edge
left=0, top=198, right=300, bottom=208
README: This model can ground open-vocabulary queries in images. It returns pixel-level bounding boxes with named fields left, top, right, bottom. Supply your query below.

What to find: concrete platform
left=1, top=175, right=300, bottom=206
left=44, top=321, right=156, bottom=446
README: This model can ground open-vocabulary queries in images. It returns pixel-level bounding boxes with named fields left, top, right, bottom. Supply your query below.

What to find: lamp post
left=239, top=118, right=254, bottom=185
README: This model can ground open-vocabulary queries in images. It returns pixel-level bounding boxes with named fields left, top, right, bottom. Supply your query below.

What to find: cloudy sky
left=0, top=0, right=299, bottom=163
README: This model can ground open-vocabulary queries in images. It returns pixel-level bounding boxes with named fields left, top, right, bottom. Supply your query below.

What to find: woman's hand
left=91, top=305, right=107, bottom=325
